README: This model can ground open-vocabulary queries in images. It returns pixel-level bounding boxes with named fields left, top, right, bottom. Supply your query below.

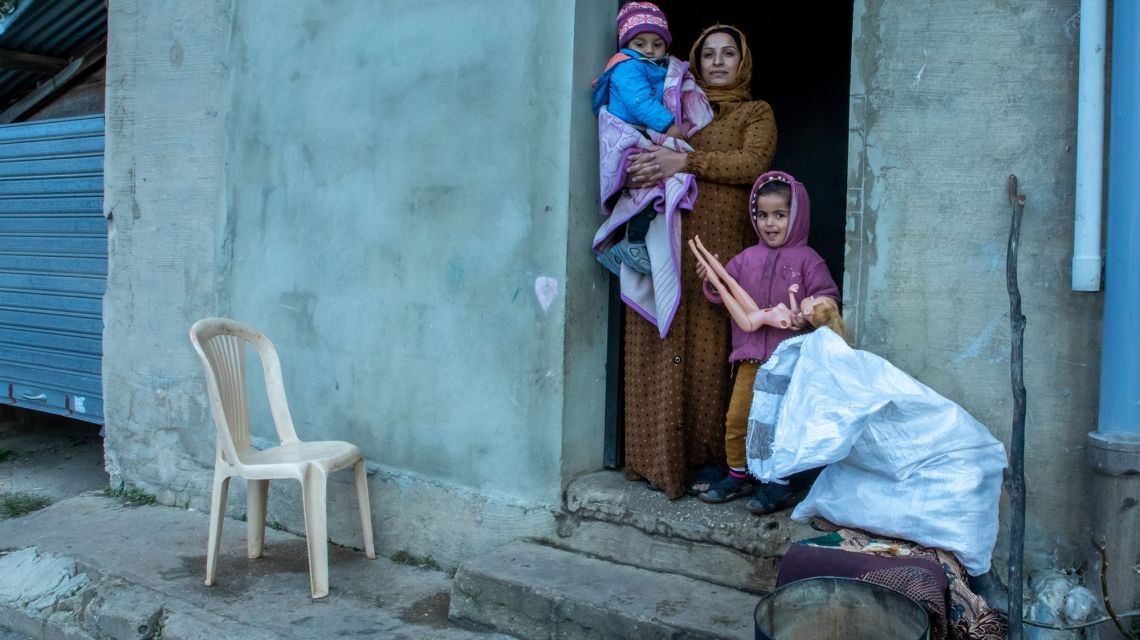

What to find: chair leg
left=205, top=467, right=231, bottom=587
left=301, top=466, right=329, bottom=599
left=247, top=479, right=269, bottom=559
left=353, top=459, right=376, bottom=559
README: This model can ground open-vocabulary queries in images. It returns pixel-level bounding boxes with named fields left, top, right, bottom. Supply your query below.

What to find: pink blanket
left=592, top=57, right=713, bottom=338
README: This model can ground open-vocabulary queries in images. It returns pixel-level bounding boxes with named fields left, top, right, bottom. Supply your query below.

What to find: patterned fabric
left=622, top=98, right=777, bottom=499
left=593, top=56, right=713, bottom=338
left=617, top=2, right=671, bottom=48
left=797, top=523, right=1009, bottom=640
left=779, top=543, right=950, bottom=638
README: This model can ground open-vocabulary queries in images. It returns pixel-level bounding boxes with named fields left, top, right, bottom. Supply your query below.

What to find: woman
left=622, top=24, right=777, bottom=499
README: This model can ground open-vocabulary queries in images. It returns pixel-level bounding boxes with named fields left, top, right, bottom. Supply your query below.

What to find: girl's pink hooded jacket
left=703, top=170, right=840, bottom=364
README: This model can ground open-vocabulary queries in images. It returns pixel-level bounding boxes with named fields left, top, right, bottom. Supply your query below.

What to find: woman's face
left=699, top=32, right=741, bottom=86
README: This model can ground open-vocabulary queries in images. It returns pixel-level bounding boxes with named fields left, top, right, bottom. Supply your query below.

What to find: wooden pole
left=1005, top=174, right=1027, bottom=640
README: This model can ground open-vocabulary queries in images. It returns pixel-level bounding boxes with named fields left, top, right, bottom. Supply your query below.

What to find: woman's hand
left=625, top=147, right=689, bottom=188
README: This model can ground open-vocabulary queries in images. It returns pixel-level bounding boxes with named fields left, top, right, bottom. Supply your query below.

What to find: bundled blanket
left=592, top=56, right=713, bottom=338
left=745, top=328, right=1008, bottom=576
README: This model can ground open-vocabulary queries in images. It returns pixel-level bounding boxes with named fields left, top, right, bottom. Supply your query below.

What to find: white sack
left=745, top=328, right=1007, bottom=575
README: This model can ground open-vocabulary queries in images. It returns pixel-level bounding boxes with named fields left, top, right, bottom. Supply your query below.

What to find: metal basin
left=754, top=577, right=931, bottom=640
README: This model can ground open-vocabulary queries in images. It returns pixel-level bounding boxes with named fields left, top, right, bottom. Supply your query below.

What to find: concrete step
left=547, top=471, right=816, bottom=594
left=449, top=540, right=760, bottom=640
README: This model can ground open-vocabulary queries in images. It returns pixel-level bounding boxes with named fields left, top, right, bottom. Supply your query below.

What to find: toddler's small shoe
left=613, top=240, right=652, bottom=275
left=596, top=245, right=622, bottom=275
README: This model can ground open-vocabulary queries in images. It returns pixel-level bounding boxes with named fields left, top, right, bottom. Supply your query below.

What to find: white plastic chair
left=189, top=317, right=375, bottom=599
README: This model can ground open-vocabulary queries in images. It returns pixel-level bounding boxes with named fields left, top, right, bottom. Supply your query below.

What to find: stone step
left=449, top=540, right=760, bottom=640
left=548, top=471, right=816, bottom=594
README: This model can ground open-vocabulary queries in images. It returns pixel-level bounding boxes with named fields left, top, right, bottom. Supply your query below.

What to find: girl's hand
left=791, top=296, right=816, bottom=330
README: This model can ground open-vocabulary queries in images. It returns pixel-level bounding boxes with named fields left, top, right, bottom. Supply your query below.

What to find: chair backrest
left=189, top=318, right=300, bottom=465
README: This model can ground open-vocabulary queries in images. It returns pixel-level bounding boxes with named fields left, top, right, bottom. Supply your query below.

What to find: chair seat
left=238, top=440, right=361, bottom=468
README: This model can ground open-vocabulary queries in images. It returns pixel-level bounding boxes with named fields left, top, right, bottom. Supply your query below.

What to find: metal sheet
left=0, top=113, right=104, bottom=423
left=0, top=0, right=107, bottom=111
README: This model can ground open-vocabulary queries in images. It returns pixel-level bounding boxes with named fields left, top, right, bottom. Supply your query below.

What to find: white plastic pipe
left=1073, top=0, right=1106, bottom=291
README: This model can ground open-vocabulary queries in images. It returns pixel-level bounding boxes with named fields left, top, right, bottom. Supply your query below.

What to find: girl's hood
left=748, top=170, right=811, bottom=248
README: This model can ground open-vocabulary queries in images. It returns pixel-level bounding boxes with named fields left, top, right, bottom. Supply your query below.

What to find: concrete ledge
left=450, top=540, right=758, bottom=640
left=555, top=471, right=816, bottom=592
left=109, top=457, right=561, bottom=573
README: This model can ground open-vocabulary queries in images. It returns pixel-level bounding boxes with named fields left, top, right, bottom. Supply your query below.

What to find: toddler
left=593, top=1, right=689, bottom=275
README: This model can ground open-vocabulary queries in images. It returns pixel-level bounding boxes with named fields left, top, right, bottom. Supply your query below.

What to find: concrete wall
left=104, top=0, right=1102, bottom=576
left=847, top=0, right=1099, bottom=573
left=103, top=0, right=614, bottom=566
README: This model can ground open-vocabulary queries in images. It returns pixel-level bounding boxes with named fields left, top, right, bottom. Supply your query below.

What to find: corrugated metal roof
left=0, top=0, right=107, bottom=111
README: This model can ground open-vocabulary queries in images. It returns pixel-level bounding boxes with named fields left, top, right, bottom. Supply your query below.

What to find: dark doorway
left=603, top=3, right=854, bottom=468
left=658, top=2, right=853, bottom=292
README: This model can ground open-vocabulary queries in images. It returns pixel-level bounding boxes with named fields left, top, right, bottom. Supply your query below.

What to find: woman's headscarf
left=688, top=24, right=752, bottom=105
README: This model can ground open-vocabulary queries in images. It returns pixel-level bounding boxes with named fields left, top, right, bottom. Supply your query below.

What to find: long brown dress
left=623, top=98, right=777, bottom=499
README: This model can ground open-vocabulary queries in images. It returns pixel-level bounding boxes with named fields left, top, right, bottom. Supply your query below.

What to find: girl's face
left=628, top=33, right=667, bottom=60
left=699, top=32, right=741, bottom=86
left=754, top=193, right=791, bottom=248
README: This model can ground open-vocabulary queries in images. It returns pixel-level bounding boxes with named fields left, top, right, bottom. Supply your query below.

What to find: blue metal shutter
left=0, top=115, right=105, bottom=424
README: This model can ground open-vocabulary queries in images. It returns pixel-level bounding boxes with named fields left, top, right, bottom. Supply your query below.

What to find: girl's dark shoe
left=698, top=474, right=756, bottom=503
left=746, top=483, right=795, bottom=515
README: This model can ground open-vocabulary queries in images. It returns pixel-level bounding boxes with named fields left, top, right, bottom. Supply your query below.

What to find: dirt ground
left=0, top=407, right=107, bottom=522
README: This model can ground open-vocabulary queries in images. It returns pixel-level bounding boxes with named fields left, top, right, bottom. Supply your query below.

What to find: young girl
left=592, top=2, right=709, bottom=276
left=691, top=170, right=842, bottom=512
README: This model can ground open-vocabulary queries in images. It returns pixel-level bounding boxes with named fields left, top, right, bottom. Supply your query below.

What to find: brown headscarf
left=688, top=24, right=753, bottom=105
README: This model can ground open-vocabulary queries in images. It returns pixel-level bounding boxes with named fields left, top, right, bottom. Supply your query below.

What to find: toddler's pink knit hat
left=617, top=2, right=672, bottom=49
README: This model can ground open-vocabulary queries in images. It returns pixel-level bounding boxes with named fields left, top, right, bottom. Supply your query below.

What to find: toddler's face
left=628, top=33, right=667, bottom=60
left=754, top=193, right=791, bottom=248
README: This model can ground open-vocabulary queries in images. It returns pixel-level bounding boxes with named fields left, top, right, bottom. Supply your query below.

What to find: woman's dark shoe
left=686, top=464, right=727, bottom=496
left=746, top=483, right=795, bottom=515
left=698, top=474, right=756, bottom=503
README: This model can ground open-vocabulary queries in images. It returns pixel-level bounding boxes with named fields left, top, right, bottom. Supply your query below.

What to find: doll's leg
left=689, top=238, right=763, bottom=332
left=690, top=237, right=797, bottom=332
left=690, top=236, right=763, bottom=316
